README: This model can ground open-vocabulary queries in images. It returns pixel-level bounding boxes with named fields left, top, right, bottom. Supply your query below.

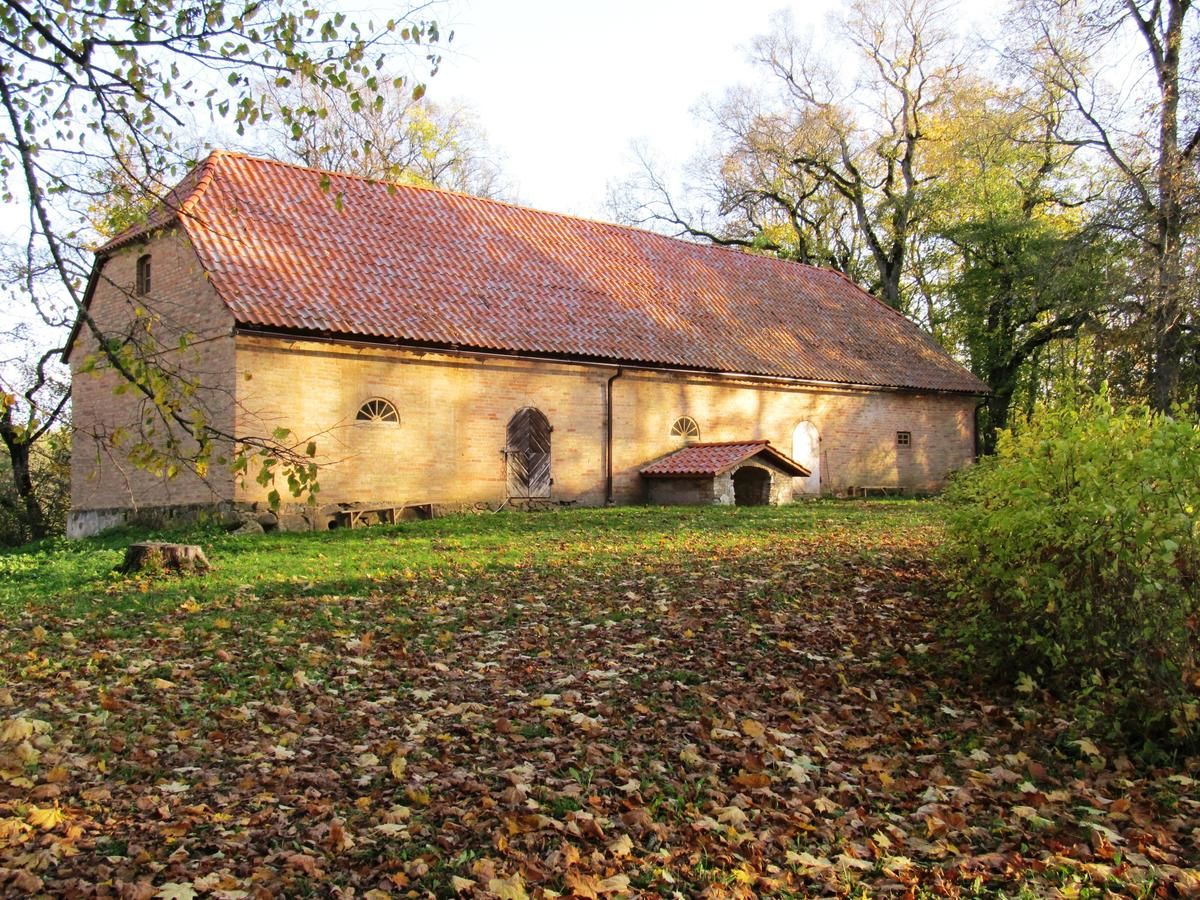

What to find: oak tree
left=0, top=0, right=443, bottom=536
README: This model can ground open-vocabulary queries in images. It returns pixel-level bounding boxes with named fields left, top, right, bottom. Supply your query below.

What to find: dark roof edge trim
left=61, top=254, right=109, bottom=364
left=742, top=443, right=811, bottom=477
left=234, top=326, right=990, bottom=397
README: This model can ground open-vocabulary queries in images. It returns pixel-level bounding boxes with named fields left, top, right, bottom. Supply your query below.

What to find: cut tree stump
left=118, top=542, right=211, bottom=575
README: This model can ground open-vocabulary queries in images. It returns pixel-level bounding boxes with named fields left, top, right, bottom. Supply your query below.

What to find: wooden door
left=505, top=408, right=552, bottom=498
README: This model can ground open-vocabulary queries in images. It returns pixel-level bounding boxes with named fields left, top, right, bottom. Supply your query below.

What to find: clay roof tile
left=98, top=152, right=988, bottom=394
left=640, top=441, right=810, bottom=478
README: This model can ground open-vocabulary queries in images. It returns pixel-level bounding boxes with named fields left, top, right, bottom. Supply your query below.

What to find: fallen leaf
left=26, top=805, right=65, bottom=830
left=8, top=870, right=42, bottom=894
left=389, top=753, right=407, bottom=780
left=597, top=874, right=631, bottom=893
left=740, top=718, right=766, bottom=739
left=488, top=874, right=529, bottom=900
left=607, top=832, right=634, bottom=857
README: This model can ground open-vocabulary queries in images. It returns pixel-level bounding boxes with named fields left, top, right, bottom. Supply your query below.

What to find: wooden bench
left=852, top=485, right=903, bottom=498
left=334, top=503, right=434, bottom=529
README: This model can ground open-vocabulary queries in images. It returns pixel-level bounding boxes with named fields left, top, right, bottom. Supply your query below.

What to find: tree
left=925, top=79, right=1119, bottom=452
left=1010, top=0, right=1200, bottom=410
left=258, top=77, right=508, bottom=198
left=0, top=344, right=69, bottom=541
left=626, top=0, right=964, bottom=315
left=0, top=0, right=443, bottom=536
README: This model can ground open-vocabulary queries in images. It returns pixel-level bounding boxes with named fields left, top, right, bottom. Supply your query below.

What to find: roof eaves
left=232, top=325, right=991, bottom=396
left=61, top=255, right=108, bottom=364
left=752, top=444, right=812, bottom=477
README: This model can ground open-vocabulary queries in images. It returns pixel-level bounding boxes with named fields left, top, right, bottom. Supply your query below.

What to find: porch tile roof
left=640, top=441, right=810, bottom=479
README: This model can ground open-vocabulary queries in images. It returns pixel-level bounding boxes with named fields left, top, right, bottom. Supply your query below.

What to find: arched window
left=670, top=416, right=700, bottom=441
left=135, top=254, right=151, bottom=295
left=355, top=398, right=399, bottom=424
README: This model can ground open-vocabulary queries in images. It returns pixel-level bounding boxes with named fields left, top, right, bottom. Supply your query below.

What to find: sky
left=409, top=0, right=836, bottom=218
left=395, top=0, right=1003, bottom=220
left=0, top=0, right=1006, bottom=359
left=0, top=0, right=1005, bottom=245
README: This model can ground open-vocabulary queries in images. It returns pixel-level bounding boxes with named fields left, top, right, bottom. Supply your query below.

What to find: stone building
left=64, top=152, right=987, bottom=536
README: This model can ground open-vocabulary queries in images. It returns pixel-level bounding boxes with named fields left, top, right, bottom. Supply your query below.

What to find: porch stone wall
left=646, top=461, right=798, bottom=507
left=646, top=477, right=718, bottom=506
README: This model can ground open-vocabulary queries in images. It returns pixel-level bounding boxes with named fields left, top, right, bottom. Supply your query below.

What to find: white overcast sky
left=425, top=0, right=805, bottom=217
left=412, top=0, right=998, bottom=219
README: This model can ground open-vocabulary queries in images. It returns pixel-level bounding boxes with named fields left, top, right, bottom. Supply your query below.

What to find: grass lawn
left=0, top=501, right=1197, bottom=897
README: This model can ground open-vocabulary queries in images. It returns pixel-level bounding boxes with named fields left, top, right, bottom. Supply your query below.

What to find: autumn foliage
left=944, top=390, right=1200, bottom=747
left=2, top=504, right=1199, bottom=895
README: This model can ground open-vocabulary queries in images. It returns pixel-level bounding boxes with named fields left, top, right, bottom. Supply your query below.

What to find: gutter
left=233, top=327, right=989, bottom=398
left=605, top=367, right=623, bottom=504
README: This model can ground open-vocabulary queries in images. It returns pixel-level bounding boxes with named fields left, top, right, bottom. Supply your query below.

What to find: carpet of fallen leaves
left=1, top=503, right=1198, bottom=898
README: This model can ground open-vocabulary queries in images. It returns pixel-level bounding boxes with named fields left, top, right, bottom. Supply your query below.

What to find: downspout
left=605, top=367, right=624, bottom=505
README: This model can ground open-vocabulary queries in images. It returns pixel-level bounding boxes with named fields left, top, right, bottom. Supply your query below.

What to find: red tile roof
left=99, top=151, right=988, bottom=394
left=640, top=441, right=810, bottom=478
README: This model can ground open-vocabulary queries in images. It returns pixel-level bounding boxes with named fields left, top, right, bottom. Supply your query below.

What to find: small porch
left=640, top=441, right=811, bottom=507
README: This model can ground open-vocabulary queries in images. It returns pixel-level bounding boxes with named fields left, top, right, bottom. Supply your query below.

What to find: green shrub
left=943, top=389, right=1200, bottom=747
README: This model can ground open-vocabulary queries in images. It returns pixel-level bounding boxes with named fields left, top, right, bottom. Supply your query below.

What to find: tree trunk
left=1150, top=300, right=1184, bottom=411
left=0, top=414, right=48, bottom=541
left=118, top=542, right=211, bottom=575
left=1139, top=0, right=1189, bottom=411
left=981, top=379, right=1018, bottom=456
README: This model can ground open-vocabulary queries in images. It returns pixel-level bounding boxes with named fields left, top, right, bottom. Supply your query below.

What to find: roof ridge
left=210, top=151, right=850, bottom=280
left=688, top=440, right=771, bottom=447
left=179, top=150, right=225, bottom=220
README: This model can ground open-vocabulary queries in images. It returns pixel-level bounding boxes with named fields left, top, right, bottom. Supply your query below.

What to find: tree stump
left=118, top=542, right=211, bottom=575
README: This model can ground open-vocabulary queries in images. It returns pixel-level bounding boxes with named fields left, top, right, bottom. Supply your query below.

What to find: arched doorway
left=792, top=421, right=821, bottom=495
left=732, top=466, right=771, bottom=506
left=505, top=407, right=552, bottom=498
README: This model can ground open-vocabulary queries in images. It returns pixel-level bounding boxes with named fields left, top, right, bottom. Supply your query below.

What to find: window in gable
left=356, top=398, right=400, bottom=424
left=135, top=254, right=151, bottom=295
left=896, top=430, right=911, bottom=448
left=670, top=416, right=700, bottom=441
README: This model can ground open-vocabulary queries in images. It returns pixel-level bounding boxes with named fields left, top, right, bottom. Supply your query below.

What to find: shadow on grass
left=0, top=500, right=943, bottom=624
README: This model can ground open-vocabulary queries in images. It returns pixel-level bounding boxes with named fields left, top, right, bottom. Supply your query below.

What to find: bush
left=943, top=389, right=1200, bottom=747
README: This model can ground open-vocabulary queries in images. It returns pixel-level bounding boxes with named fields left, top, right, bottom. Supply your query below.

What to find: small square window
left=135, top=254, right=151, bottom=295
left=896, top=431, right=911, bottom=448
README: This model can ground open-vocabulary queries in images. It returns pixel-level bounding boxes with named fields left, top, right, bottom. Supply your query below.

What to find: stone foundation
left=66, top=499, right=485, bottom=539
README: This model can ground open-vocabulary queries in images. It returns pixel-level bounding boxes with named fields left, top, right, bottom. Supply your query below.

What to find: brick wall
left=612, top=369, right=976, bottom=500
left=68, top=230, right=237, bottom=524
left=233, top=337, right=977, bottom=508
left=234, top=338, right=610, bottom=507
